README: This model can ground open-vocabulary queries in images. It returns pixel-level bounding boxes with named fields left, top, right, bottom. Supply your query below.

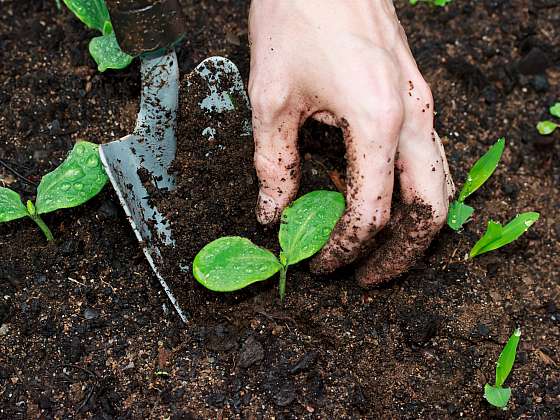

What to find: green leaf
left=0, top=187, right=28, bottom=222
left=470, top=220, right=502, bottom=258
left=447, top=201, right=474, bottom=231
left=35, top=141, right=108, bottom=214
left=496, top=328, right=521, bottom=387
left=62, top=0, right=110, bottom=32
left=458, top=138, right=505, bottom=202
left=537, top=120, right=558, bottom=136
left=470, top=212, right=540, bottom=258
left=279, top=190, right=346, bottom=266
left=549, top=102, right=560, bottom=119
left=484, top=384, right=511, bottom=409
left=193, top=237, right=282, bottom=292
left=89, top=33, right=133, bottom=72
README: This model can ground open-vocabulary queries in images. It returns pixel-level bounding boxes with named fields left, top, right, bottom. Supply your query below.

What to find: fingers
left=356, top=77, right=451, bottom=286
left=310, top=95, right=404, bottom=274
left=250, top=85, right=302, bottom=225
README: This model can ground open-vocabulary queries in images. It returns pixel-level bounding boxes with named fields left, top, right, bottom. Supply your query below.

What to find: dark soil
left=1, top=0, right=559, bottom=418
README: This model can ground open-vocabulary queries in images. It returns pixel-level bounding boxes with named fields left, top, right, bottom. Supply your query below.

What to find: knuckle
left=249, top=83, right=291, bottom=118
left=358, top=96, right=404, bottom=130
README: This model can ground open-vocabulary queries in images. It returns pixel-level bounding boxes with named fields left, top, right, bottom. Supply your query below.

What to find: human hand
left=248, top=0, right=454, bottom=285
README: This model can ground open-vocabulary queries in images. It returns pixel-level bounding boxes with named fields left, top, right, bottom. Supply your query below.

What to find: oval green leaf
left=89, top=33, right=133, bottom=72
left=484, top=384, right=511, bottom=409
left=0, top=187, right=28, bottom=223
left=549, top=102, right=560, bottom=119
left=35, top=141, right=108, bottom=214
left=459, top=138, right=505, bottom=202
left=279, top=190, right=346, bottom=266
left=63, top=0, right=110, bottom=32
left=537, top=120, right=558, bottom=136
left=447, top=200, right=474, bottom=231
left=193, top=237, right=282, bottom=292
left=496, top=328, right=521, bottom=387
left=470, top=212, right=540, bottom=258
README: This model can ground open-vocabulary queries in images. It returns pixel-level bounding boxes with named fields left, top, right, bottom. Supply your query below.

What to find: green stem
left=279, top=265, right=288, bottom=303
left=30, top=214, right=54, bottom=241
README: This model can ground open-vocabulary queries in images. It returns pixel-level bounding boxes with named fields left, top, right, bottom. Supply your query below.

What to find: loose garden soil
left=1, top=1, right=559, bottom=418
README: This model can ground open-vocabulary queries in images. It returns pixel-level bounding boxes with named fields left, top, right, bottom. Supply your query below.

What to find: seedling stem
left=279, top=266, right=288, bottom=302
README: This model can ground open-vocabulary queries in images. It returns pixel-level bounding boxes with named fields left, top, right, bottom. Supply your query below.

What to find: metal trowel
left=100, top=1, right=251, bottom=322
left=100, top=51, right=250, bottom=323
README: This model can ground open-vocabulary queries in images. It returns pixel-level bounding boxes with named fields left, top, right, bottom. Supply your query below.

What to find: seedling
left=62, top=0, right=133, bottom=72
left=409, top=0, right=453, bottom=6
left=447, top=138, right=505, bottom=230
left=536, top=102, right=560, bottom=136
left=484, top=328, right=521, bottom=409
left=0, top=142, right=108, bottom=240
left=193, top=190, right=345, bottom=301
left=470, top=212, right=539, bottom=258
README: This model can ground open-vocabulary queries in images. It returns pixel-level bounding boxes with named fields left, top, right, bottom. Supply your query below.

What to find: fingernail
left=256, top=191, right=279, bottom=225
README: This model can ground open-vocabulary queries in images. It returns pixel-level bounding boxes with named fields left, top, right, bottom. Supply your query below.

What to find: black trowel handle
left=106, top=0, right=186, bottom=56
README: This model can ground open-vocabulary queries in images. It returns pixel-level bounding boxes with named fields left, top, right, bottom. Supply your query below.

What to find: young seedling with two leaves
left=193, top=191, right=345, bottom=302
left=447, top=138, right=540, bottom=258
left=447, top=138, right=505, bottom=231
left=484, top=328, right=522, bottom=409
left=536, top=102, right=560, bottom=136
left=0, top=142, right=108, bottom=241
left=470, top=212, right=539, bottom=258
left=62, top=0, right=133, bottom=72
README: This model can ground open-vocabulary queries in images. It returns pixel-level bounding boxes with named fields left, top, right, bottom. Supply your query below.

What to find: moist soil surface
left=1, top=1, right=560, bottom=418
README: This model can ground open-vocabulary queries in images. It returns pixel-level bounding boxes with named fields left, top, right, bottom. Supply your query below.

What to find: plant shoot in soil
left=62, top=0, right=133, bottom=72
left=484, top=328, right=521, bottom=409
left=0, top=141, right=108, bottom=240
left=447, top=138, right=505, bottom=230
left=536, top=102, right=559, bottom=136
left=193, top=190, right=345, bottom=301
left=469, top=212, right=539, bottom=258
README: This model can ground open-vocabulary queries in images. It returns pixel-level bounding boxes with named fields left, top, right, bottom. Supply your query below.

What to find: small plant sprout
left=470, top=212, right=539, bottom=258
left=536, top=102, right=560, bottom=136
left=484, top=328, right=522, bottom=409
left=0, top=141, right=108, bottom=241
left=537, top=121, right=558, bottom=136
left=550, top=102, right=560, bottom=118
left=62, top=0, right=133, bottom=72
left=447, top=138, right=505, bottom=230
left=193, top=191, right=345, bottom=301
left=409, top=0, right=453, bottom=6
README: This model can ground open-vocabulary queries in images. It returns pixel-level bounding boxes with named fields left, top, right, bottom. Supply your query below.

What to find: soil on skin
left=1, top=1, right=560, bottom=418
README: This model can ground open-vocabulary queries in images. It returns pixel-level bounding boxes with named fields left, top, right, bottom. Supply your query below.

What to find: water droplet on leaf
left=65, top=167, right=85, bottom=180
left=86, top=155, right=99, bottom=167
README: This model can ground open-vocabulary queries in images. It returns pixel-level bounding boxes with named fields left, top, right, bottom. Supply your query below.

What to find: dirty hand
left=249, top=0, right=454, bottom=285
